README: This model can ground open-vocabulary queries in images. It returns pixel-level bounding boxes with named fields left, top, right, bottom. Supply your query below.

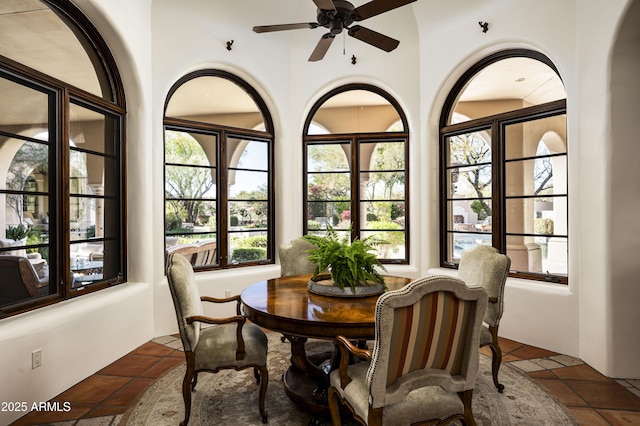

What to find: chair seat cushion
left=330, top=362, right=464, bottom=424
left=194, top=323, right=268, bottom=371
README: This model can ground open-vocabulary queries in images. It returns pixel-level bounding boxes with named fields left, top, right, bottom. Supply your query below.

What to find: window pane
left=307, top=143, right=350, bottom=171
left=308, top=90, right=403, bottom=134
left=505, top=196, right=567, bottom=236
left=165, top=200, right=217, bottom=235
left=230, top=230, right=267, bottom=264
left=504, top=115, right=567, bottom=161
left=447, top=200, right=492, bottom=234
left=447, top=130, right=491, bottom=167
left=0, top=76, right=49, bottom=132
left=506, top=156, right=567, bottom=197
left=70, top=241, right=103, bottom=286
left=361, top=230, right=405, bottom=260
left=0, top=2, right=111, bottom=99
left=507, top=235, right=567, bottom=276
left=166, top=130, right=216, bottom=166
left=361, top=141, right=405, bottom=170
left=361, top=172, right=405, bottom=200
left=449, top=57, right=565, bottom=125
left=229, top=170, right=268, bottom=199
left=70, top=103, right=117, bottom=156
left=445, top=232, right=493, bottom=263
left=228, top=138, right=268, bottom=170
left=448, top=164, right=492, bottom=199
left=165, top=76, right=264, bottom=129
left=307, top=200, right=351, bottom=229
left=361, top=202, right=405, bottom=229
left=229, top=201, right=268, bottom=230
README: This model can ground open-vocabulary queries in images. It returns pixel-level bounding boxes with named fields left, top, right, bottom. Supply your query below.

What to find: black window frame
left=163, top=70, right=275, bottom=271
left=439, top=50, right=568, bottom=284
left=0, top=0, right=127, bottom=318
left=303, top=84, right=410, bottom=265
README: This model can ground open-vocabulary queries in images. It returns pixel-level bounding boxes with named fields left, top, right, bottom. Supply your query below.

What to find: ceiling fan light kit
left=252, top=0, right=416, bottom=62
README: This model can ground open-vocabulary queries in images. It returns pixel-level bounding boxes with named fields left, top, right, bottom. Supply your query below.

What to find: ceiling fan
left=253, top=0, right=417, bottom=62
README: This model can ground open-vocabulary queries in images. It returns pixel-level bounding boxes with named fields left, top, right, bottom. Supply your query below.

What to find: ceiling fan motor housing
left=317, top=0, right=356, bottom=34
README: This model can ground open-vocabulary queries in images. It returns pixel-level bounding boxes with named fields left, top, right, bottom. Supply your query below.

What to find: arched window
left=303, top=85, right=409, bottom=263
left=0, top=0, right=126, bottom=316
left=440, top=50, right=568, bottom=283
left=164, top=70, right=274, bottom=270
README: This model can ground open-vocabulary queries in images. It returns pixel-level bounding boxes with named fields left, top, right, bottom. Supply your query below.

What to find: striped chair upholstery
left=385, top=291, right=475, bottom=386
left=329, top=276, right=487, bottom=426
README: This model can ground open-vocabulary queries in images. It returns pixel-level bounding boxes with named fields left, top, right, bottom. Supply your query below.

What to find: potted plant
left=303, top=225, right=387, bottom=297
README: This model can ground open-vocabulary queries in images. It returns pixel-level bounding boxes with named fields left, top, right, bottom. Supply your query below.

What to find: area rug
left=122, top=334, right=577, bottom=425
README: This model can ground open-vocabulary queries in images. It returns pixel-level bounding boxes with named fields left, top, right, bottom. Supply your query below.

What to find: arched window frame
left=0, top=0, right=127, bottom=318
left=303, top=84, right=410, bottom=264
left=163, top=69, right=275, bottom=271
left=439, top=49, right=568, bottom=284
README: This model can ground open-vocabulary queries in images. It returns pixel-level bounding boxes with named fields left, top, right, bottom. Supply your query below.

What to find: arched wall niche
left=608, top=0, right=640, bottom=378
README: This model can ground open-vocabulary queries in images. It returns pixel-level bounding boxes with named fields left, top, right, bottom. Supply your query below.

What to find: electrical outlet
left=32, top=349, right=42, bottom=369
left=225, top=289, right=232, bottom=298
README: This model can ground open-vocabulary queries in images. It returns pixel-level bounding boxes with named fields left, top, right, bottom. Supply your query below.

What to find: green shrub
left=232, top=248, right=266, bottom=262
left=6, top=224, right=41, bottom=241
left=235, top=235, right=268, bottom=249
left=230, top=215, right=239, bottom=226
left=307, top=220, right=321, bottom=230
left=366, top=213, right=378, bottom=221
left=165, top=212, right=182, bottom=231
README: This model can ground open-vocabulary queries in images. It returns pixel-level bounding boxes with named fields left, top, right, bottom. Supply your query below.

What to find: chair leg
left=181, top=360, right=196, bottom=426
left=488, top=326, right=504, bottom=392
left=257, top=365, right=269, bottom=423
left=327, top=386, right=342, bottom=426
left=458, top=389, right=476, bottom=426
left=191, top=372, right=199, bottom=391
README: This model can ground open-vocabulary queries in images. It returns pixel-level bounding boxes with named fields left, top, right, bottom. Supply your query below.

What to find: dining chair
left=457, top=245, right=511, bottom=392
left=278, top=237, right=318, bottom=277
left=0, top=255, right=49, bottom=307
left=328, top=275, right=488, bottom=426
left=166, top=252, right=269, bottom=425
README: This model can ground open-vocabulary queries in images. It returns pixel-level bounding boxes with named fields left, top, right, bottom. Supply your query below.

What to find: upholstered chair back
left=279, top=237, right=318, bottom=277
left=457, top=245, right=510, bottom=327
left=366, top=276, right=487, bottom=409
left=192, top=241, right=217, bottom=266
left=0, top=256, right=44, bottom=304
left=166, top=252, right=203, bottom=352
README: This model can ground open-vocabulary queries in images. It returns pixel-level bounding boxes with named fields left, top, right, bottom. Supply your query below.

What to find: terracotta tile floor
left=10, top=334, right=640, bottom=425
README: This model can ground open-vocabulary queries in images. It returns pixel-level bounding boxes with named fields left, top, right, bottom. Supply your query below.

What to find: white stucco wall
left=1, top=0, right=639, bottom=423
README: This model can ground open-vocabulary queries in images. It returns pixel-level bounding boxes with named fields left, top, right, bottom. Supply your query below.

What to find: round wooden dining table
left=240, top=273, right=411, bottom=414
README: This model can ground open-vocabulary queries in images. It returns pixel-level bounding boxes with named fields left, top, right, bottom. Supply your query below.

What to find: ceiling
left=0, top=1, right=566, bottom=124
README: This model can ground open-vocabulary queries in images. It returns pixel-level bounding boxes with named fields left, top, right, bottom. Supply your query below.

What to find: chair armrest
left=186, top=314, right=248, bottom=360
left=334, top=335, right=372, bottom=389
left=201, top=294, right=242, bottom=315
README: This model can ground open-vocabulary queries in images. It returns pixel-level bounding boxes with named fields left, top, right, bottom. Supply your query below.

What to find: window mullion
left=351, top=136, right=359, bottom=242
left=491, top=119, right=504, bottom=252
left=59, top=88, right=72, bottom=295
left=219, top=130, right=229, bottom=267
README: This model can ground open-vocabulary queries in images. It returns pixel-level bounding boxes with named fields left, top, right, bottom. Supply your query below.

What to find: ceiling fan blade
left=313, top=0, right=336, bottom=12
left=309, top=33, right=335, bottom=61
left=253, top=22, right=319, bottom=33
left=354, top=0, right=417, bottom=21
left=348, top=25, right=399, bottom=52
